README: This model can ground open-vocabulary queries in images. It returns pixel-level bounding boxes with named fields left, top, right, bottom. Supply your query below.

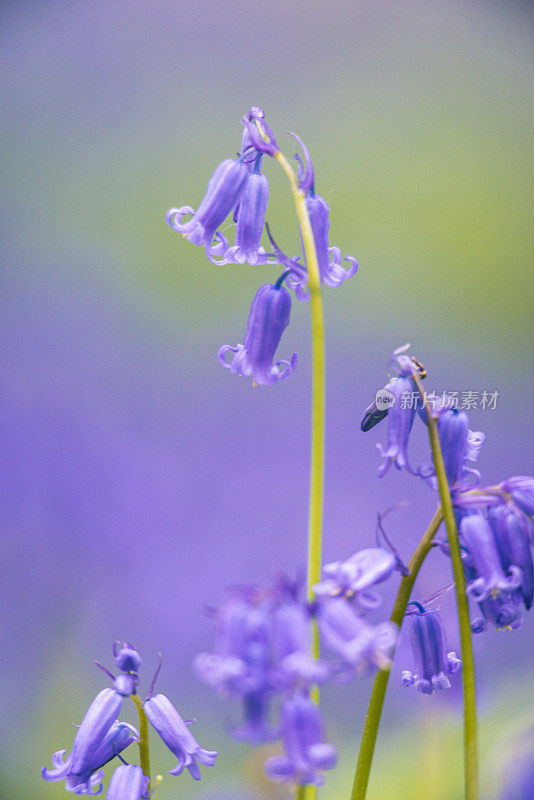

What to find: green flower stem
left=350, top=506, right=443, bottom=800
left=274, top=149, right=325, bottom=800
left=131, top=694, right=151, bottom=789
left=274, top=150, right=325, bottom=615
left=412, top=371, right=478, bottom=800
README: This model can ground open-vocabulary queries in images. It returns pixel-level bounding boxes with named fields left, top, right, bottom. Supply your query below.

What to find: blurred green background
left=1, top=1, right=533, bottom=798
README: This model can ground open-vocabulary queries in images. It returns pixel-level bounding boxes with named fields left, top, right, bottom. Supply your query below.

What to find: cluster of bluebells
left=195, top=558, right=399, bottom=787
left=42, top=642, right=217, bottom=798
left=363, top=345, right=534, bottom=636
left=167, top=106, right=357, bottom=385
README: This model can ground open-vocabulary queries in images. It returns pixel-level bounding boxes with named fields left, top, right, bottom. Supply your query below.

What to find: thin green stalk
left=274, top=148, right=326, bottom=800
left=412, top=371, right=478, bottom=800
left=131, top=694, right=151, bottom=789
left=274, top=150, right=326, bottom=615
left=350, top=506, right=443, bottom=800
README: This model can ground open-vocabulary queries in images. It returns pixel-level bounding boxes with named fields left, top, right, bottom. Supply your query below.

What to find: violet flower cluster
left=42, top=642, right=217, bottom=798
left=363, top=345, right=534, bottom=636
left=166, top=107, right=357, bottom=386
left=195, top=559, right=398, bottom=787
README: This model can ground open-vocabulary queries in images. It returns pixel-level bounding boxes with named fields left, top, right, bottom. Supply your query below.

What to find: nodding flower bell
left=272, top=598, right=328, bottom=689
left=113, top=641, right=142, bottom=673
left=69, top=688, right=124, bottom=776
left=418, top=408, right=485, bottom=490
left=105, top=765, right=149, bottom=800
left=166, top=156, right=250, bottom=251
left=315, top=596, right=397, bottom=674
left=313, top=547, right=397, bottom=610
left=501, top=475, right=534, bottom=518
left=460, top=514, right=522, bottom=602
left=208, top=155, right=276, bottom=267
left=218, top=281, right=297, bottom=385
left=264, top=693, right=337, bottom=786
left=489, top=504, right=534, bottom=610
left=363, top=346, right=422, bottom=477
left=285, top=132, right=358, bottom=295
left=401, top=604, right=461, bottom=694
left=143, top=694, right=218, bottom=780
left=375, top=376, right=417, bottom=476
left=42, top=708, right=137, bottom=795
left=242, top=107, right=279, bottom=157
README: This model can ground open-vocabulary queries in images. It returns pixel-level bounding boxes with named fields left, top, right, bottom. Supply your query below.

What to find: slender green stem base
left=350, top=507, right=443, bottom=800
left=131, top=694, right=151, bottom=789
left=413, top=372, right=478, bottom=800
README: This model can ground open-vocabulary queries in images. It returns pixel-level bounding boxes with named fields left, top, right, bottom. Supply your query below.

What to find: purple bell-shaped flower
left=105, top=765, right=149, bottom=800
left=143, top=694, right=217, bottom=780
left=167, top=157, right=249, bottom=251
left=264, top=693, right=337, bottom=786
left=460, top=514, right=522, bottom=602
left=218, top=282, right=297, bottom=385
left=401, top=604, right=461, bottom=694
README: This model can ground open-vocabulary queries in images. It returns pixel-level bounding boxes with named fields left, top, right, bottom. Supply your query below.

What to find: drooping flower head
left=218, top=281, right=297, bottom=385
left=501, top=475, right=534, bottom=518
left=143, top=694, right=218, bottom=780
left=401, top=603, right=461, bottom=694
left=313, top=547, right=397, bottom=610
left=363, top=345, right=421, bottom=477
left=208, top=165, right=273, bottom=266
left=105, top=765, right=149, bottom=800
left=194, top=586, right=278, bottom=743
left=417, top=407, right=485, bottom=490
left=283, top=132, right=358, bottom=295
left=315, top=596, right=397, bottom=675
left=264, top=693, right=337, bottom=786
left=489, top=504, right=534, bottom=610
left=242, top=107, right=279, bottom=157
left=460, top=514, right=522, bottom=602
left=42, top=720, right=139, bottom=796
left=166, top=156, right=250, bottom=251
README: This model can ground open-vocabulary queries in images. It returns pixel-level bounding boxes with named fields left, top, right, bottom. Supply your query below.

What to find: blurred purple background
left=1, top=1, right=533, bottom=798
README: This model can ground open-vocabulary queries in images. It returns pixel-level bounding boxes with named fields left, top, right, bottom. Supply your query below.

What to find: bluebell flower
left=460, top=514, right=522, bottom=602
left=113, top=641, right=142, bottom=673
left=283, top=132, right=357, bottom=294
left=207, top=163, right=276, bottom=267
left=105, top=765, right=149, bottom=800
left=264, top=693, right=337, bottom=786
left=69, top=688, right=124, bottom=776
left=501, top=475, right=534, bottom=518
left=418, top=408, right=485, bottom=490
left=272, top=598, right=328, bottom=689
left=489, top=504, right=534, bottom=610
left=194, top=590, right=273, bottom=696
left=194, top=588, right=278, bottom=744
left=401, top=604, right=461, bottom=694
left=313, top=547, right=396, bottom=610
left=375, top=376, right=417, bottom=476
left=143, top=693, right=217, bottom=780
left=363, top=345, right=423, bottom=476
left=242, top=108, right=279, bottom=157
left=239, top=106, right=265, bottom=170
left=42, top=718, right=138, bottom=795
left=315, top=597, right=397, bottom=675
left=232, top=688, right=278, bottom=744
left=470, top=591, right=523, bottom=633
left=218, top=282, right=297, bottom=385
left=166, top=156, right=249, bottom=251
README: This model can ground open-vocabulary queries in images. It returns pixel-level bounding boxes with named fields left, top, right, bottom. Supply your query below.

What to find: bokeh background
left=1, top=0, right=533, bottom=798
